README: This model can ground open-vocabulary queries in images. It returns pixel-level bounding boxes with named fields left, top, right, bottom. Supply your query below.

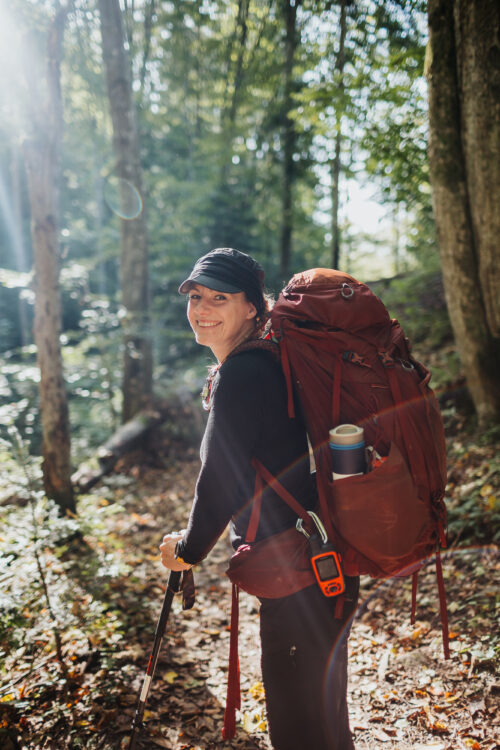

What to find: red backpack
left=223, top=268, right=449, bottom=739
left=269, top=268, right=448, bottom=579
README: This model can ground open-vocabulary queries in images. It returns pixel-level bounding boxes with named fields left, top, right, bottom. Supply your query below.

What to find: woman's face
left=187, top=283, right=257, bottom=361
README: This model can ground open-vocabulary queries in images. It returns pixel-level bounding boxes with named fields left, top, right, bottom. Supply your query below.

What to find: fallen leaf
left=248, top=681, right=266, bottom=702
left=372, top=727, right=393, bottom=742
left=161, top=670, right=178, bottom=684
left=430, top=719, right=449, bottom=733
left=241, top=710, right=267, bottom=733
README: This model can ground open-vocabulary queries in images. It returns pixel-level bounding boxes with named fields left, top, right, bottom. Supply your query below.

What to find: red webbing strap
left=251, top=457, right=311, bottom=528
left=222, top=584, right=241, bottom=739
left=411, top=571, right=418, bottom=625
left=331, top=356, right=342, bottom=426
left=435, top=550, right=450, bottom=660
left=280, top=339, right=295, bottom=419
left=245, top=471, right=263, bottom=544
left=334, top=595, right=344, bottom=620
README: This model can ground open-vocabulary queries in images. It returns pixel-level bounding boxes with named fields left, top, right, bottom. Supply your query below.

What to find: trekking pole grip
left=128, top=570, right=182, bottom=750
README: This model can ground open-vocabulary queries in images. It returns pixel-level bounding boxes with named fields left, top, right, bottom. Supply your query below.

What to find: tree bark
left=427, top=0, right=500, bottom=425
left=23, top=7, right=75, bottom=512
left=455, top=0, right=500, bottom=337
left=10, top=144, right=31, bottom=347
left=280, top=0, right=301, bottom=278
left=98, top=0, right=153, bottom=423
left=330, top=0, right=347, bottom=271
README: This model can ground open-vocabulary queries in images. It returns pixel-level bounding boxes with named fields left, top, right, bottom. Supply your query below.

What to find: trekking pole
left=128, top=570, right=182, bottom=750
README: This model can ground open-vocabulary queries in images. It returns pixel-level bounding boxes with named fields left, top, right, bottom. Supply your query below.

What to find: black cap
left=178, top=248, right=265, bottom=312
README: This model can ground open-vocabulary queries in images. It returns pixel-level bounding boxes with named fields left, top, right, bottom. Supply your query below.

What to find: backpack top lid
left=272, top=268, right=391, bottom=332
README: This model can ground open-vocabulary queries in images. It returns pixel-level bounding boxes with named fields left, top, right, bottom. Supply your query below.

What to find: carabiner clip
left=296, top=511, right=328, bottom=544
left=341, top=283, right=354, bottom=299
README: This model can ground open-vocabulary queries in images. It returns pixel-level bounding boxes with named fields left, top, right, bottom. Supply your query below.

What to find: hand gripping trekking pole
left=128, top=570, right=182, bottom=750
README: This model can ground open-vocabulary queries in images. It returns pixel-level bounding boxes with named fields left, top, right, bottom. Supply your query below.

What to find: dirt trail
left=109, top=456, right=499, bottom=750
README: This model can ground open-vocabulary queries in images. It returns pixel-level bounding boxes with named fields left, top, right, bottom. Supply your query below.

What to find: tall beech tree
left=280, top=0, right=302, bottom=277
left=23, top=6, right=75, bottom=512
left=330, top=0, right=347, bottom=270
left=98, top=0, right=152, bottom=422
left=427, top=0, right=500, bottom=424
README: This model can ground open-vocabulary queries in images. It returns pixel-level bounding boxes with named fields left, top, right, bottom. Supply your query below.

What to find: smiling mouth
left=197, top=321, right=220, bottom=328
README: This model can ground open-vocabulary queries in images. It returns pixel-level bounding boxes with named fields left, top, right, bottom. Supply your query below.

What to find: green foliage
left=372, top=265, right=452, bottom=348
left=0, top=0, right=453, bottom=458
left=445, top=433, right=500, bottom=547
left=0, top=433, right=134, bottom=746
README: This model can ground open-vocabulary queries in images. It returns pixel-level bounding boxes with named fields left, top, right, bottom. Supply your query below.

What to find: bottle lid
left=329, top=424, right=364, bottom=446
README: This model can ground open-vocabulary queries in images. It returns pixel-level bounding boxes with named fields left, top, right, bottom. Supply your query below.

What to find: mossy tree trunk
left=23, top=7, right=75, bottom=513
left=427, top=0, right=500, bottom=425
left=98, top=0, right=153, bottom=423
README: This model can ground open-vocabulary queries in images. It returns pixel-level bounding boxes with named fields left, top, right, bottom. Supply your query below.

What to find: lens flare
left=103, top=175, right=143, bottom=220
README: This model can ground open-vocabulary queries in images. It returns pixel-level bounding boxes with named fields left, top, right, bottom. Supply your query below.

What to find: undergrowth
left=0, top=433, right=133, bottom=749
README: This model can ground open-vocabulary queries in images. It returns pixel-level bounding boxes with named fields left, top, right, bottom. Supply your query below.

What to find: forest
left=0, top=0, right=498, bottom=749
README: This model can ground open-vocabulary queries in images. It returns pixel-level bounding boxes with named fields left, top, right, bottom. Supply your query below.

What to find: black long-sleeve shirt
left=176, top=349, right=316, bottom=565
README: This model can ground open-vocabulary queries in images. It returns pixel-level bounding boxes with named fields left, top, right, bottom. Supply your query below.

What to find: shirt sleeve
left=175, top=354, right=268, bottom=565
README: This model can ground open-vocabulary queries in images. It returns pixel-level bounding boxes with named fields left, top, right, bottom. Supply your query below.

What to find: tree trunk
left=98, top=0, right=153, bottom=423
left=280, top=0, right=301, bottom=278
left=217, top=0, right=250, bottom=189
left=23, top=7, right=75, bottom=513
left=10, top=144, right=31, bottom=347
left=139, top=0, right=156, bottom=95
left=330, top=0, right=347, bottom=271
left=455, top=0, right=500, bottom=338
left=427, top=0, right=500, bottom=425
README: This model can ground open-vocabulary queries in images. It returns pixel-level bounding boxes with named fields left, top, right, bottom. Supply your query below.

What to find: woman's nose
left=196, top=296, right=212, bottom=314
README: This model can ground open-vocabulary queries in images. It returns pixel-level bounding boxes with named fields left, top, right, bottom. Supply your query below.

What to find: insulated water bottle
left=329, top=424, right=365, bottom=480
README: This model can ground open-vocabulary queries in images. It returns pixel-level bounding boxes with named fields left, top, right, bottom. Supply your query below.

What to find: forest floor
left=2, top=438, right=499, bottom=750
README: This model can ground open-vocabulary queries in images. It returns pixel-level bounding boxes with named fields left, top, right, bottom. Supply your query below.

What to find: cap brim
left=178, top=273, right=242, bottom=295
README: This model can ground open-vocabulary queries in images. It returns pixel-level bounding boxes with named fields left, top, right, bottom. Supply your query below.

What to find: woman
left=160, top=247, right=359, bottom=750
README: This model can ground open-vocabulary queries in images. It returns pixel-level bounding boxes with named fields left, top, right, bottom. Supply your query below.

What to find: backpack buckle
left=342, top=350, right=368, bottom=367
left=379, top=350, right=395, bottom=367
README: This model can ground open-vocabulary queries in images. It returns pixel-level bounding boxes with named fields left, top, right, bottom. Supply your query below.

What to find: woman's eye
left=214, top=294, right=227, bottom=301
left=189, top=294, right=201, bottom=301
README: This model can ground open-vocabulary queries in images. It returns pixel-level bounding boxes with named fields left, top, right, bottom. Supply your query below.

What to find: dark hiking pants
left=259, top=577, right=359, bottom=750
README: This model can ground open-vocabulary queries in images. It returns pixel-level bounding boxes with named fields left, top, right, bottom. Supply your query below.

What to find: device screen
left=316, top=553, right=340, bottom=581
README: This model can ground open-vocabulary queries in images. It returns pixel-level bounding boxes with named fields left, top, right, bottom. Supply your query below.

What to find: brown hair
left=252, top=291, right=274, bottom=337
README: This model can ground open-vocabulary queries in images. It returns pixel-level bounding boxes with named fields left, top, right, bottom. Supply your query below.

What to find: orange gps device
left=310, top=547, right=345, bottom=597
left=296, top=511, right=345, bottom=598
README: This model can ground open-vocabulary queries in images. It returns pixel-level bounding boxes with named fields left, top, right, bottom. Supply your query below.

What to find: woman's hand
left=160, top=533, right=192, bottom=571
